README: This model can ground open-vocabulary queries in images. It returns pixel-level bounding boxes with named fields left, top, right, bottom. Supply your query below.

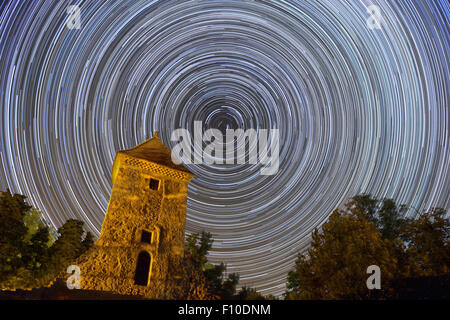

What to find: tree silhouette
left=171, top=231, right=241, bottom=299
left=286, top=195, right=450, bottom=299
left=0, top=190, right=93, bottom=290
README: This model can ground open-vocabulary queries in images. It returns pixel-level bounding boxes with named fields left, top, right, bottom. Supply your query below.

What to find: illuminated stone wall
left=75, top=136, right=194, bottom=298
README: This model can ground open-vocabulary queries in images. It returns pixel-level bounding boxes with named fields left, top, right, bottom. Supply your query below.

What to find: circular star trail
left=0, top=0, right=448, bottom=296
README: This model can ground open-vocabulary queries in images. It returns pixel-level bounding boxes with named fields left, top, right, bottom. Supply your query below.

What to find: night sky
left=0, top=0, right=448, bottom=296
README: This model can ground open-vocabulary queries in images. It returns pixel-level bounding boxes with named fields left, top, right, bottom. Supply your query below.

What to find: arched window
left=134, top=251, right=151, bottom=286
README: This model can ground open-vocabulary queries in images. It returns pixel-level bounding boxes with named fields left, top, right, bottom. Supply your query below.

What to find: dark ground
left=0, top=279, right=143, bottom=300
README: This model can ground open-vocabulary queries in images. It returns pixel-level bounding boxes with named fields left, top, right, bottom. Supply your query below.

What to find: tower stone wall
left=75, top=133, right=194, bottom=298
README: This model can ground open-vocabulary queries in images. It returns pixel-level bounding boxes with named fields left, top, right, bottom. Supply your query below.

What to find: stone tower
left=75, top=131, right=194, bottom=298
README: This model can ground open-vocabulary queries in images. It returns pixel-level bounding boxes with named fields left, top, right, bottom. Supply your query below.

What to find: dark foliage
left=0, top=190, right=93, bottom=290
left=286, top=194, right=450, bottom=299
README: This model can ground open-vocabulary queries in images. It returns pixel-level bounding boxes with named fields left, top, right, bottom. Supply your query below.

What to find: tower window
left=141, top=230, right=152, bottom=244
left=149, top=178, right=160, bottom=190
left=134, top=251, right=151, bottom=286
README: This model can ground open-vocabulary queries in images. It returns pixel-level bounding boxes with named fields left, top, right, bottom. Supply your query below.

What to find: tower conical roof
left=117, top=131, right=192, bottom=174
